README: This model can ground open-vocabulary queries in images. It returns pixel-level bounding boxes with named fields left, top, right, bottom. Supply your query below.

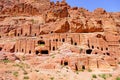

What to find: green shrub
left=116, top=77, right=120, bottom=80
left=99, top=74, right=107, bottom=79
left=22, top=56, right=25, bottom=61
left=2, top=59, right=11, bottom=63
left=109, top=74, right=112, bottom=77
left=35, top=69, right=39, bottom=72
left=52, top=56, right=55, bottom=58
left=38, top=44, right=45, bottom=46
left=79, top=69, right=84, bottom=72
left=80, top=48, right=83, bottom=53
left=13, top=71, right=18, bottom=77
left=76, top=71, right=79, bottom=74
left=50, top=77, right=54, bottom=80
left=24, top=76, right=29, bottom=79
left=23, top=71, right=28, bottom=75
left=31, top=19, right=35, bottom=23
left=88, top=69, right=92, bottom=72
left=66, top=66, right=69, bottom=69
left=92, top=74, right=97, bottom=78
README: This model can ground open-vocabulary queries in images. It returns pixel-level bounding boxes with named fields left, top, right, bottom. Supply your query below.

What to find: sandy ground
left=0, top=59, right=120, bottom=80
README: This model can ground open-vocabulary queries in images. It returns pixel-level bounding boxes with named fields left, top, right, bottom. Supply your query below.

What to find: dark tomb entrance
left=86, top=49, right=92, bottom=54
left=0, top=47, right=2, bottom=51
left=64, top=61, right=68, bottom=66
left=36, top=51, right=39, bottom=55
left=38, top=40, right=45, bottom=45
left=82, top=65, right=85, bottom=70
left=41, top=50, right=48, bottom=54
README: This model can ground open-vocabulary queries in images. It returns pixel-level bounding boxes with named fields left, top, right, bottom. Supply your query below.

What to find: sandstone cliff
left=0, top=0, right=120, bottom=36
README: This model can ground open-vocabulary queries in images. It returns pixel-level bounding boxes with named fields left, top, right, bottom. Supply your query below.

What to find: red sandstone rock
left=0, top=52, right=19, bottom=61
left=94, top=8, right=106, bottom=14
left=0, top=0, right=119, bottom=73
left=5, top=53, right=19, bottom=61
left=0, top=53, right=6, bottom=60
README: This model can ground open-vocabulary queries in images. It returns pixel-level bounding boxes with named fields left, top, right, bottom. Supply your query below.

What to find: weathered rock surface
left=0, top=1, right=119, bottom=79
left=0, top=0, right=50, bottom=15
left=0, top=0, right=120, bottom=35
left=0, top=52, right=19, bottom=61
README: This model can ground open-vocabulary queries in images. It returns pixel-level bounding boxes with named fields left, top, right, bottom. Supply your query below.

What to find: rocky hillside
left=0, top=0, right=50, bottom=15
left=0, top=0, right=120, bottom=36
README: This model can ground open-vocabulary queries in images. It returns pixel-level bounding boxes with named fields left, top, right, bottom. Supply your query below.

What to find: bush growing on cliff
left=88, top=69, right=92, bottom=72
left=50, top=77, right=54, bottom=80
left=118, top=62, right=120, bottom=64
left=98, top=74, right=112, bottom=79
left=13, top=71, right=19, bottom=77
left=2, top=59, right=11, bottom=63
left=116, top=77, right=120, bottom=80
left=35, top=69, right=39, bottom=72
left=38, top=44, right=45, bottom=46
left=24, top=76, right=29, bottom=80
left=92, top=74, right=97, bottom=78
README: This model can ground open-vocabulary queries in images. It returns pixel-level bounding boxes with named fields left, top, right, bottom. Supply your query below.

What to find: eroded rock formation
left=0, top=0, right=120, bottom=72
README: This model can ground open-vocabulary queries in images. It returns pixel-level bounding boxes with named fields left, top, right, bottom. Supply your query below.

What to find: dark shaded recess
left=36, top=51, right=39, bottom=55
left=22, top=49, right=24, bottom=52
left=92, top=46, right=94, bottom=49
left=106, top=52, right=110, bottom=56
left=86, top=49, right=92, bottom=54
left=74, top=42, right=77, bottom=45
left=53, top=47, right=55, bottom=51
left=64, top=61, right=68, bottom=66
left=41, top=50, right=48, bottom=54
left=62, top=38, right=65, bottom=42
left=29, top=50, right=31, bottom=54
left=0, top=47, right=2, bottom=51
left=75, top=64, right=78, bottom=71
left=82, top=65, right=85, bottom=70
left=38, top=40, right=45, bottom=45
